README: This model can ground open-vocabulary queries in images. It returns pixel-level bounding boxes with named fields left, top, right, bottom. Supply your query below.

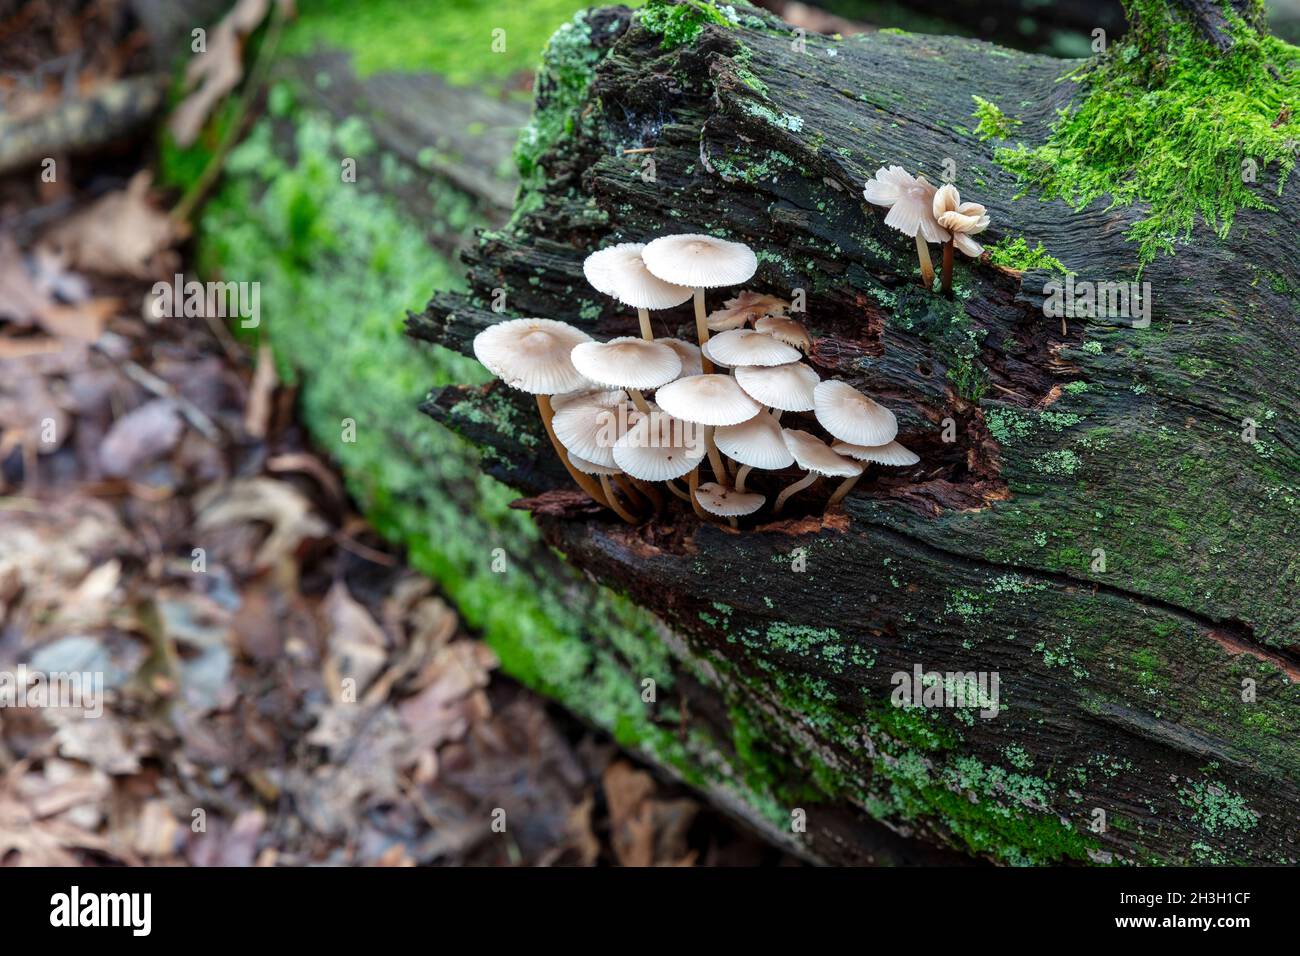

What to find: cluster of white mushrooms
left=471, top=234, right=919, bottom=527
left=862, top=167, right=991, bottom=294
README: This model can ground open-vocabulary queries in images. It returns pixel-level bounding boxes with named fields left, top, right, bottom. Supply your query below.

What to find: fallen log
left=409, top=0, right=1300, bottom=865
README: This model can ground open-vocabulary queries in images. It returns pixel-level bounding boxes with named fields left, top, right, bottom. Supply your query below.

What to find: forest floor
left=0, top=0, right=792, bottom=867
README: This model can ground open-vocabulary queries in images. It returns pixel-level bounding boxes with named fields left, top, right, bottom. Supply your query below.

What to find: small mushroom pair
left=770, top=380, right=915, bottom=513
left=583, top=234, right=759, bottom=374
left=862, top=166, right=990, bottom=295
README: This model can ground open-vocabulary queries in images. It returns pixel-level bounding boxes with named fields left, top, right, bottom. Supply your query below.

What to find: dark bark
left=409, top=1, right=1300, bottom=864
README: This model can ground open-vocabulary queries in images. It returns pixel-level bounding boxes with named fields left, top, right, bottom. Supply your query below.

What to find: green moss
left=281, top=0, right=630, bottom=84
left=970, top=94, right=1021, bottom=140
left=639, top=0, right=734, bottom=50
left=995, top=0, right=1300, bottom=266
left=514, top=10, right=610, bottom=191
left=985, top=235, right=1072, bottom=275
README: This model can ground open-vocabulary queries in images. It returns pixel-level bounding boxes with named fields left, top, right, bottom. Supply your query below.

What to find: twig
left=96, top=346, right=224, bottom=443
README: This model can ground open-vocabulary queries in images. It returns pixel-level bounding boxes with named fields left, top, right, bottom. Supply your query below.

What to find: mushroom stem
left=915, top=235, right=935, bottom=290
left=535, top=394, right=610, bottom=507
left=664, top=479, right=691, bottom=502
left=773, top=472, right=820, bottom=514
left=687, top=467, right=710, bottom=520
left=826, top=472, right=862, bottom=509
left=693, top=288, right=714, bottom=373
left=637, top=307, right=654, bottom=341
left=771, top=409, right=783, bottom=424
left=600, top=475, right=640, bottom=524
left=940, top=239, right=954, bottom=296
left=628, top=389, right=653, bottom=414
left=630, top=478, right=663, bottom=514
left=735, top=464, right=752, bottom=493
left=703, top=425, right=728, bottom=485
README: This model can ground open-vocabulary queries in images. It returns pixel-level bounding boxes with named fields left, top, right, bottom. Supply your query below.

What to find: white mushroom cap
left=702, top=328, right=801, bottom=368
left=553, top=391, right=635, bottom=468
left=723, top=291, right=789, bottom=315
left=813, top=379, right=899, bottom=446
left=583, top=242, right=694, bottom=310
left=862, top=166, right=950, bottom=244
left=642, top=234, right=758, bottom=289
left=933, top=185, right=990, bottom=258
left=706, top=303, right=760, bottom=331
left=571, top=337, right=682, bottom=390
left=734, top=361, right=819, bottom=412
left=695, top=482, right=766, bottom=517
left=831, top=439, right=920, bottom=467
left=656, top=337, right=703, bottom=377
left=782, top=428, right=863, bottom=478
left=472, top=318, right=593, bottom=395
left=714, top=411, right=794, bottom=470
left=654, top=373, right=761, bottom=426
left=551, top=387, right=625, bottom=411
left=754, top=315, right=812, bottom=352
left=613, top=411, right=706, bottom=481
left=568, top=454, right=622, bottom=476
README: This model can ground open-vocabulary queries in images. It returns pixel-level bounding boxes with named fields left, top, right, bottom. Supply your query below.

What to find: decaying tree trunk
left=409, top=0, right=1299, bottom=864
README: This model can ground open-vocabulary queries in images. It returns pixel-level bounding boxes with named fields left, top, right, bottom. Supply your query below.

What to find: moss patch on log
left=995, top=0, right=1300, bottom=267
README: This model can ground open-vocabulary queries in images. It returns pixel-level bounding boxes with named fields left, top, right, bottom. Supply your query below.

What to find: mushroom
left=826, top=439, right=920, bottom=507
left=570, top=337, right=682, bottom=414
left=754, top=314, right=812, bottom=353
left=552, top=389, right=634, bottom=469
left=932, top=184, right=991, bottom=295
left=706, top=302, right=764, bottom=332
left=641, top=234, right=758, bottom=373
left=714, top=411, right=793, bottom=492
left=613, top=409, right=709, bottom=518
left=568, top=453, right=642, bottom=524
left=813, top=379, right=898, bottom=447
left=694, top=481, right=766, bottom=528
left=724, top=291, right=790, bottom=315
left=774, top=428, right=862, bottom=514
left=733, top=361, right=819, bottom=423
left=701, top=328, right=801, bottom=369
left=583, top=242, right=693, bottom=340
left=654, top=373, right=761, bottom=485
left=472, top=318, right=609, bottom=507
left=862, top=165, right=950, bottom=290
left=656, top=337, right=704, bottom=376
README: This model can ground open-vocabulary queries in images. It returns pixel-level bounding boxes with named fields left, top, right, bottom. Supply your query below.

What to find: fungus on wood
left=410, top=0, right=1300, bottom=864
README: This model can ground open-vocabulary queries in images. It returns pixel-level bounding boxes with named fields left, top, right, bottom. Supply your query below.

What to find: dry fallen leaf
left=98, top=398, right=185, bottom=478
left=195, top=476, right=329, bottom=572
left=39, top=171, right=183, bottom=279
left=321, top=580, right=389, bottom=698
left=169, top=0, right=295, bottom=147
left=602, top=760, right=698, bottom=867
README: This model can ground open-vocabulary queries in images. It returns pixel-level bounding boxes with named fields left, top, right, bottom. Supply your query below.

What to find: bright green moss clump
left=971, top=95, right=1021, bottom=140
left=995, top=0, right=1300, bottom=266
left=986, top=235, right=1072, bottom=275
left=281, top=0, right=630, bottom=84
left=640, top=0, right=735, bottom=50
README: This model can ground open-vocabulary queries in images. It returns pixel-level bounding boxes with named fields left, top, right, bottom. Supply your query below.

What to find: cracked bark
left=408, top=1, right=1299, bottom=864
